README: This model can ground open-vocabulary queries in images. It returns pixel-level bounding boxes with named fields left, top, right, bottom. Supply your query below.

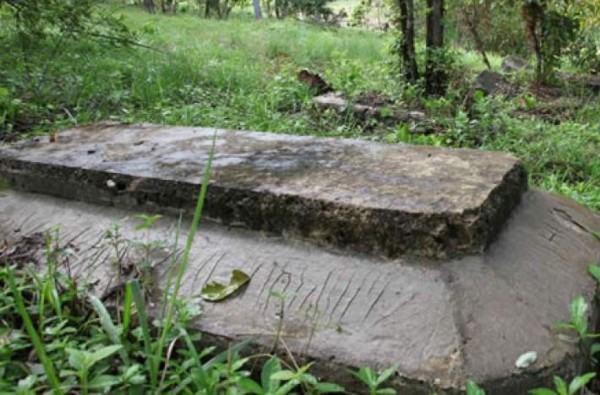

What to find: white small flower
left=515, top=351, right=537, bottom=369
left=106, top=180, right=116, bottom=189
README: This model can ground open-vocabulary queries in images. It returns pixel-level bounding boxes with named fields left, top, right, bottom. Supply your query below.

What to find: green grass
left=0, top=6, right=598, bottom=210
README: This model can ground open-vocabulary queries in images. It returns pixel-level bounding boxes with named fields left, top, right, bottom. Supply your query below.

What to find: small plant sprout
left=555, top=296, right=593, bottom=340
left=65, top=345, right=124, bottom=395
left=349, top=365, right=398, bottom=395
left=466, top=381, right=486, bottom=395
left=134, top=214, right=163, bottom=231
left=529, top=374, right=596, bottom=395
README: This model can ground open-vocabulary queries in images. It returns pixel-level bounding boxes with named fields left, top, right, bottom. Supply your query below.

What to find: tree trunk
left=463, top=6, right=491, bottom=70
left=143, top=0, right=155, bottom=13
left=396, top=0, right=419, bottom=83
left=253, top=0, right=262, bottom=19
left=425, top=0, right=447, bottom=96
left=205, top=0, right=220, bottom=18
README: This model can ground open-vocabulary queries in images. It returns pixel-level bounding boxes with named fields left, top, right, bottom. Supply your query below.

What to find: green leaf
left=466, top=380, right=486, bottom=395
left=301, top=373, right=317, bottom=386
left=313, top=382, right=345, bottom=393
left=590, top=343, right=600, bottom=357
left=262, top=356, right=282, bottom=392
left=274, top=379, right=300, bottom=395
left=8, top=270, right=62, bottom=393
left=528, top=389, right=558, bottom=395
left=232, top=357, right=250, bottom=372
left=238, top=378, right=264, bottom=394
left=17, top=375, right=36, bottom=390
left=66, top=348, right=87, bottom=371
left=200, top=269, right=251, bottom=302
left=568, top=373, right=596, bottom=395
left=88, top=374, right=121, bottom=389
left=375, top=389, right=396, bottom=395
left=349, top=367, right=375, bottom=387
left=134, top=214, right=163, bottom=231
left=270, top=370, right=297, bottom=381
left=88, top=345, right=123, bottom=367
left=569, top=296, right=589, bottom=337
left=555, top=322, right=576, bottom=331
left=588, top=264, right=600, bottom=284
left=88, top=294, right=129, bottom=364
left=554, top=376, right=567, bottom=395
left=376, top=365, right=398, bottom=385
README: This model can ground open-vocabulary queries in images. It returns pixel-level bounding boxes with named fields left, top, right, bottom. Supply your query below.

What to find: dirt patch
left=0, top=232, right=46, bottom=267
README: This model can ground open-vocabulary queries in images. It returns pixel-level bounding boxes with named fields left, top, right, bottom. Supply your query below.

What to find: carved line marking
left=299, top=285, right=317, bottom=311
left=369, top=292, right=417, bottom=328
left=264, top=270, right=291, bottom=313
left=201, top=252, right=228, bottom=289
left=191, top=251, right=219, bottom=287
left=338, top=270, right=370, bottom=324
left=256, top=261, right=278, bottom=305
left=251, top=261, right=265, bottom=278
left=287, top=265, right=306, bottom=311
left=364, top=277, right=393, bottom=321
left=367, top=272, right=383, bottom=295
left=314, top=270, right=333, bottom=312
left=18, top=212, right=38, bottom=233
left=324, top=277, right=341, bottom=321
left=328, top=274, right=354, bottom=325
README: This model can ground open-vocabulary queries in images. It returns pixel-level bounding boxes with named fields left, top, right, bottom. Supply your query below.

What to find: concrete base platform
left=1, top=189, right=599, bottom=394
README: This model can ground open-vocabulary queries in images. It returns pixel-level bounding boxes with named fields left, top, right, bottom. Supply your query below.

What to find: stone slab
left=1, top=189, right=599, bottom=394
left=313, top=92, right=429, bottom=123
left=0, top=123, right=527, bottom=259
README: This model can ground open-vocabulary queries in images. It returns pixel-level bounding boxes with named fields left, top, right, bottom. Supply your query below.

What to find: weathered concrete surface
left=1, top=189, right=599, bottom=394
left=0, top=123, right=527, bottom=259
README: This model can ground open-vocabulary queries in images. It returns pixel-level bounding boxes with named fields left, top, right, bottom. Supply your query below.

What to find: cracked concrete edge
left=0, top=156, right=527, bottom=260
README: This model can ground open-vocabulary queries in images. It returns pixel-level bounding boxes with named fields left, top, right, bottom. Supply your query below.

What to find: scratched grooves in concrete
left=1, top=189, right=599, bottom=394
left=0, top=123, right=527, bottom=259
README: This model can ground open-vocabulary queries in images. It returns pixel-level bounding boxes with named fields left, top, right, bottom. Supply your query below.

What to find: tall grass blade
left=123, top=282, right=133, bottom=336
left=160, top=213, right=183, bottom=322
left=154, top=132, right=217, bottom=391
left=177, top=326, right=207, bottom=388
left=7, top=269, right=62, bottom=394
left=128, top=279, right=156, bottom=389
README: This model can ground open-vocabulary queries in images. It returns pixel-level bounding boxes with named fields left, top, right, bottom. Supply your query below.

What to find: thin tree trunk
left=425, top=0, right=446, bottom=96
left=253, top=0, right=262, bottom=19
left=522, top=1, right=545, bottom=82
left=396, top=0, right=419, bottom=83
left=464, top=6, right=491, bottom=70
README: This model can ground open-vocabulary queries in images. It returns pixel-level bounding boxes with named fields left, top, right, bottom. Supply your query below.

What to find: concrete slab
left=1, top=189, right=598, bottom=394
left=0, top=123, right=527, bottom=259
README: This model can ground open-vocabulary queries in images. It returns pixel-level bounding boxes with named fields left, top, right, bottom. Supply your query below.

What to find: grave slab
left=0, top=122, right=527, bottom=259
left=0, top=189, right=599, bottom=394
